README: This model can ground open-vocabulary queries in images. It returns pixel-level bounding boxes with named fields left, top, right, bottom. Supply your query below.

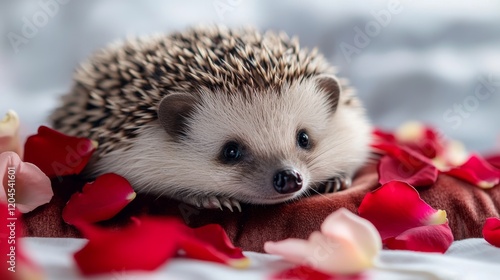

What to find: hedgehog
left=50, top=25, right=371, bottom=211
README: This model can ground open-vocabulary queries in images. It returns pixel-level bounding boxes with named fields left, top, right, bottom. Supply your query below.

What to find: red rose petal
left=0, top=203, right=43, bottom=279
left=378, top=155, right=438, bottom=187
left=270, top=265, right=363, bottom=280
left=24, top=126, right=97, bottom=178
left=62, top=173, right=136, bottom=225
left=372, top=125, right=444, bottom=159
left=358, top=181, right=447, bottom=241
left=444, top=154, right=500, bottom=189
left=385, top=223, right=454, bottom=253
left=482, top=217, right=500, bottom=247
left=74, top=217, right=183, bottom=275
left=485, top=154, right=500, bottom=169
left=372, top=143, right=434, bottom=169
left=372, top=129, right=396, bottom=144
left=74, top=217, right=248, bottom=275
left=181, top=224, right=248, bottom=267
left=402, top=127, right=443, bottom=159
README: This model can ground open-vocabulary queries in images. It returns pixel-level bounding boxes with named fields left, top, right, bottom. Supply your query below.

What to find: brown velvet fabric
left=23, top=162, right=500, bottom=253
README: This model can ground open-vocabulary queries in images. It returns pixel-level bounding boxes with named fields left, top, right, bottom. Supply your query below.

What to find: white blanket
left=24, top=237, right=500, bottom=280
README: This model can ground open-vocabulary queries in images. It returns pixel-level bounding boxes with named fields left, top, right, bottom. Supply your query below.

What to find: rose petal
left=385, top=223, right=454, bottom=253
left=182, top=224, right=249, bottom=268
left=74, top=217, right=183, bottom=275
left=482, top=217, right=500, bottom=247
left=432, top=140, right=468, bottom=170
left=444, top=154, right=500, bottom=189
left=24, top=126, right=97, bottom=178
left=264, top=237, right=316, bottom=265
left=378, top=155, right=438, bottom=187
left=271, top=265, right=350, bottom=280
left=321, top=208, right=381, bottom=270
left=62, top=173, right=136, bottom=225
left=394, top=122, right=443, bottom=159
left=372, top=142, right=435, bottom=169
left=265, top=208, right=380, bottom=275
left=358, top=181, right=447, bottom=241
left=74, top=217, right=248, bottom=275
left=373, top=123, right=445, bottom=160
left=0, top=203, right=44, bottom=280
left=485, top=154, right=500, bottom=169
left=372, top=128, right=396, bottom=144
left=0, top=152, right=53, bottom=213
left=0, top=110, right=22, bottom=156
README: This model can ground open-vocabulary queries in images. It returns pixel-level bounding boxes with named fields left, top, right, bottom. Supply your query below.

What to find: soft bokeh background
left=1, top=0, right=499, bottom=152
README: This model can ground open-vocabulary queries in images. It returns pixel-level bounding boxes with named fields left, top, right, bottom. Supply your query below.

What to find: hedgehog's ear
left=314, top=74, right=341, bottom=113
left=157, top=92, right=199, bottom=139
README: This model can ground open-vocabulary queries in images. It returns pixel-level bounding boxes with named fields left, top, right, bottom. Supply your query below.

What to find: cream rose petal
left=0, top=110, right=22, bottom=156
left=0, top=151, right=53, bottom=213
left=264, top=208, right=382, bottom=275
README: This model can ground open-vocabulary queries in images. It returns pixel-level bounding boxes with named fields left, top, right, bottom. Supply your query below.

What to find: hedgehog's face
left=156, top=75, right=370, bottom=204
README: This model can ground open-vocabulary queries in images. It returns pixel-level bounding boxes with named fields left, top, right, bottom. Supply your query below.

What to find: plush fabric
left=23, top=162, right=500, bottom=253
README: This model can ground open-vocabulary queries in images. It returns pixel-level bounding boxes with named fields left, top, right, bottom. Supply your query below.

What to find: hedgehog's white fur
left=88, top=78, right=371, bottom=207
left=51, top=25, right=371, bottom=210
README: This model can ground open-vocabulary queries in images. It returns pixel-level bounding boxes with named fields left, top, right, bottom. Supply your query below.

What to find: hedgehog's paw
left=317, top=176, right=352, bottom=194
left=182, top=195, right=241, bottom=212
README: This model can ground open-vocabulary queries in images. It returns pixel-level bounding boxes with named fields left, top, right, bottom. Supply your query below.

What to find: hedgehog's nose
left=273, top=169, right=303, bottom=194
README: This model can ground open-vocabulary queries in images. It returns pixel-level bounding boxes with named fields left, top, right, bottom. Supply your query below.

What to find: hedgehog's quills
left=51, top=25, right=371, bottom=211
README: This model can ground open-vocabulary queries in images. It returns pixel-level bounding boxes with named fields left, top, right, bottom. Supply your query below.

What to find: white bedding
left=24, top=237, right=500, bottom=280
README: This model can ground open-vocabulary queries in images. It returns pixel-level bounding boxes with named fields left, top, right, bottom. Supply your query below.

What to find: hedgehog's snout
left=273, top=169, right=303, bottom=194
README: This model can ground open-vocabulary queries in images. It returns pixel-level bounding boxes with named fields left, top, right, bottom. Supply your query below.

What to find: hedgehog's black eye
left=222, top=142, right=242, bottom=163
left=297, top=130, right=311, bottom=149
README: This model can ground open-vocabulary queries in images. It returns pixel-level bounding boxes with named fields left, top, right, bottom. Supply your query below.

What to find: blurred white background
left=1, top=0, right=499, bottom=152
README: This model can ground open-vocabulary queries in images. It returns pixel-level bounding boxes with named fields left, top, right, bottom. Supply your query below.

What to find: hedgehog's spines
left=51, top=25, right=342, bottom=158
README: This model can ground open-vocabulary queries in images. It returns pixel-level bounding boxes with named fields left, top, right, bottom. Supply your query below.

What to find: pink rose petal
left=0, top=152, right=53, bottom=213
left=265, top=208, right=381, bottom=275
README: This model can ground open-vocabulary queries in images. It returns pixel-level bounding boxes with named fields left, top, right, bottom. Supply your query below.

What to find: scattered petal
left=372, top=142, right=434, bottom=169
left=270, top=265, right=362, bottom=280
left=0, top=110, right=22, bottom=156
left=24, top=126, right=97, bottom=178
left=320, top=209, right=381, bottom=271
left=372, top=128, right=396, bottom=144
left=0, top=152, right=53, bottom=213
left=183, top=224, right=248, bottom=268
left=74, top=217, right=182, bottom=275
left=265, top=208, right=381, bottom=275
left=385, top=223, right=454, bottom=253
left=485, top=154, right=500, bottom=170
left=482, top=217, right=500, bottom=247
left=358, top=181, right=447, bottom=241
left=74, top=217, right=248, bottom=276
left=394, top=122, right=443, bottom=159
left=62, top=173, right=136, bottom=225
left=0, top=203, right=44, bottom=280
left=444, top=154, right=500, bottom=189
left=378, top=155, right=438, bottom=187
left=433, top=140, right=468, bottom=170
